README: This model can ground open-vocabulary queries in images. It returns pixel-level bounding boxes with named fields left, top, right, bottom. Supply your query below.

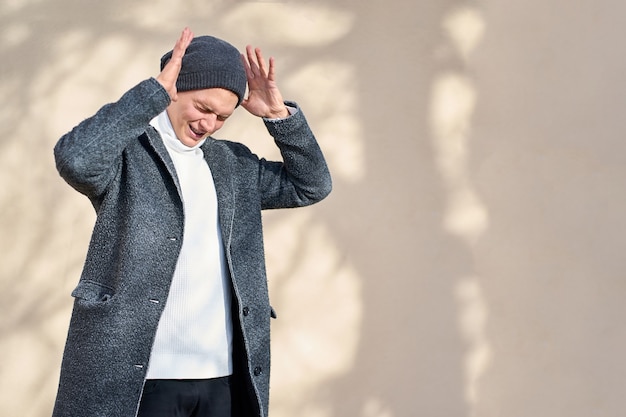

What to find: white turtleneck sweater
left=146, top=111, right=233, bottom=380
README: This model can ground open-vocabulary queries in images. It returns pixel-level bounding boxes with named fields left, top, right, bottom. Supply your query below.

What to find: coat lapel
left=145, top=128, right=182, bottom=199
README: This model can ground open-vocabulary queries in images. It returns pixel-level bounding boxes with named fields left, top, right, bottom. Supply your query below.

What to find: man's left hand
left=240, top=45, right=290, bottom=119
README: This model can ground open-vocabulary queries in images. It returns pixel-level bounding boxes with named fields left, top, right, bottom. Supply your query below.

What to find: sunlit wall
left=2, top=1, right=626, bottom=416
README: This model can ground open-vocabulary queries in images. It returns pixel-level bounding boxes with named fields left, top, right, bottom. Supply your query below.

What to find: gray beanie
left=160, top=35, right=247, bottom=106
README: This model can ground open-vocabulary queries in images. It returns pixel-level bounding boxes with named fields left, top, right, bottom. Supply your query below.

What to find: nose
left=200, top=113, right=218, bottom=133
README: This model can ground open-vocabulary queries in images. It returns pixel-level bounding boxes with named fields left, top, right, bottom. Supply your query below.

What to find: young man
left=52, top=28, right=331, bottom=417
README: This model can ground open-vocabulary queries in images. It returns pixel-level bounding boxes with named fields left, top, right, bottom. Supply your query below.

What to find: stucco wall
left=2, top=1, right=625, bottom=416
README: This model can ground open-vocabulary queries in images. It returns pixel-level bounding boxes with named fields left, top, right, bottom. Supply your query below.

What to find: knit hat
left=160, top=35, right=247, bottom=106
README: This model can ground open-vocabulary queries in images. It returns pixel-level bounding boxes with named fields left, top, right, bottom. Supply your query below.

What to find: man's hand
left=157, top=27, right=194, bottom=101
left=241, top=45, right=289, bottom=119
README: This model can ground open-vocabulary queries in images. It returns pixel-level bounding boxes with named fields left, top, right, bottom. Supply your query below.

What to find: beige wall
left=2, top=1, right=626, bottom=416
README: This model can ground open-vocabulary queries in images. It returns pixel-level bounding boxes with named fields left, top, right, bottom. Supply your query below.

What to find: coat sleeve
left=258, top=102, right=332, bottom=210
left=54, top=78, right=171, bottom=202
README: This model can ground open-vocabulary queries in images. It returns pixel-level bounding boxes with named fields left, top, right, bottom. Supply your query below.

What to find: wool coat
left=52, top=78, right=331, bottom=417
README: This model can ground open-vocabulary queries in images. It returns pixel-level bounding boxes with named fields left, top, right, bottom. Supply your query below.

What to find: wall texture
left=1, top=1, right=625, bottom=416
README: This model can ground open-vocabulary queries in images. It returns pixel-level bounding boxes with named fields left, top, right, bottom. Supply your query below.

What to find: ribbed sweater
left=145, top=111, right=232, bottom=379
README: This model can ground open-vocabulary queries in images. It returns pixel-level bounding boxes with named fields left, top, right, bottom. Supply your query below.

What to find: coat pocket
left=71, top=280, right=115, bottom=305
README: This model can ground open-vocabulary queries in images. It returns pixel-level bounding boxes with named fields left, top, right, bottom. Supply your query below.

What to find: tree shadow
left=0, top=1, right=477, bottom=416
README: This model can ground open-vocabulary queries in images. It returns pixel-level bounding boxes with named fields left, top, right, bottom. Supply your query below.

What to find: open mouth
left=188, top=126, right=206, bottom=141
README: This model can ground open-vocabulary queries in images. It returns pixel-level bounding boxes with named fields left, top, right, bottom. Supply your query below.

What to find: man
left=52, top=28, right=331, bottom=417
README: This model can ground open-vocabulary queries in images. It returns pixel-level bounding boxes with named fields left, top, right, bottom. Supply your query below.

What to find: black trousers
left=137, top=376, right=237, bottom=417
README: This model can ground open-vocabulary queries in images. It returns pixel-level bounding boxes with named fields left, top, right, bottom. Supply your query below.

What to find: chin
left=182, top=138, right=200, bottom=147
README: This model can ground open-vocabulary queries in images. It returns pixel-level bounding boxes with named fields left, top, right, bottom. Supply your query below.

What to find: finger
left=183, top=27, right=194, bottom=47
left=241, top=52, right=253, bottom=79
left=246, top=45, right=260, bottom=75
left=180, top=27, right=194, bottom=46
left=172, top=28, right=193, bottom=62
left=268, top=56, right=276, bottom=82
left=254, top=47, right=268, bottom=77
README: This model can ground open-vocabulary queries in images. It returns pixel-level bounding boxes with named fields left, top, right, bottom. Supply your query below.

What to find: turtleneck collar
left=150, top=110, right=207, bottom=154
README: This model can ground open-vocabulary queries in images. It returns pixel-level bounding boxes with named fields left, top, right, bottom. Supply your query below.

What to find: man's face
left=166, top=87, right=239, bottom=147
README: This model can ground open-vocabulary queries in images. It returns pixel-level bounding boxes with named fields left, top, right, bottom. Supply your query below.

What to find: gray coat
left=52, top=78, right=331, bottom=417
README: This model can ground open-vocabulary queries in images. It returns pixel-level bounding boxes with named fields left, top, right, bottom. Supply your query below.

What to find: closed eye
left=197, top=106, right=230, bottom=122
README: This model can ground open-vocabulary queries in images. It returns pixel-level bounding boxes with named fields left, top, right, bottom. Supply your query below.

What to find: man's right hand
left=157, top=27, right=194, bottom=101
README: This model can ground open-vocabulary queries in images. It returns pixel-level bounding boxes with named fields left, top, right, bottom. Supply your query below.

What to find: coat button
left=242, top=307, right=250, bottom=316
left=253, top=366, right=262, bottom=376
